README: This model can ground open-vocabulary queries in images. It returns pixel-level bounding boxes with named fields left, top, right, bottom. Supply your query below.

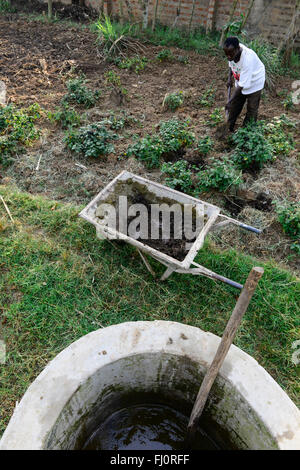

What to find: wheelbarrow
left=79, top=171, right=261, bottom=290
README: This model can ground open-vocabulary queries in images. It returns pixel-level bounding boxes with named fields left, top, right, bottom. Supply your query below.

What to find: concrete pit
left=1, top=321, right=300, bottom=450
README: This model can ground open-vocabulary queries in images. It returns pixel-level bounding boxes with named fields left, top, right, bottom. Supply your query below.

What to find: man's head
left=223, top=37, right=241, bottom=62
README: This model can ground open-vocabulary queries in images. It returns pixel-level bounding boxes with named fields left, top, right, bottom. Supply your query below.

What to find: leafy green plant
left=161, top=160, right=193, bottom=193
left=0, top=103, right=41, bottom=164
left=104, top=70, right=128, bottom=97
left=62, top=76, right=101, bottom=108
left=156, top=48, right=174, bottom=62
left=231, top=121, right=274, bottom=170
left=159, top=118, right=195, bottom=151
left=65, top=122, right=118, bottom=158
left=126, top=135, right=164, bottom=168
left=164, top=91, right=184, bottom=111
left=0, top=0, right=16, bottom=13
left=176, top=55, right=189, bottom=64
left=114, top=55, right=148, bottom=74
left=196, top=136, right=214, bottom=156
left=275, top=201, right=300, bottom=240
left=127, top=119, right=195, bottom=169
left=264, top=116, right=295, bottom=156
left=104, top=112, right=139, bottom=130
left=196, top=156, right=242, bottom=192
left=282, top=93, right=294, bottom=110
left=48, top=105, right=82, bottom=129
left=197, top=86, right=216, bottom=107
left=208, top=107, right=223, bottom=126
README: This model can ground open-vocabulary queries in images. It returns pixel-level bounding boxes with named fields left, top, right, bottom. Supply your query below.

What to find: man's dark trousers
left=228, top=89, right=262, bottom=131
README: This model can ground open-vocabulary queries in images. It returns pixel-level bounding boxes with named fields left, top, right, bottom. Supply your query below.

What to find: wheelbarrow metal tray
left=79, top=171, right=220, bottom=270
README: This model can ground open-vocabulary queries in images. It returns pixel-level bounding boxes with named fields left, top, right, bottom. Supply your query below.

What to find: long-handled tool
left=185, top=266, right=264, bottom=448
left=215, top=84, right=232, bottom=139
left=225, top=84, right=232, bottom=123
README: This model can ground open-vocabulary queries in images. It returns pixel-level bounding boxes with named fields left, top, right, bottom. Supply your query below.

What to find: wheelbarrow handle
left=239, top=223, right=262, bottom=235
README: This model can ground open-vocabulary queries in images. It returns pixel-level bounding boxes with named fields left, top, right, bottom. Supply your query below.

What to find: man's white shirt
left=229, top=43, right=266, bottom=95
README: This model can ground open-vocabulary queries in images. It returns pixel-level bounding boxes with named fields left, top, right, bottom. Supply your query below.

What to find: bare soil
left=0, top=14, right=299, bottom=273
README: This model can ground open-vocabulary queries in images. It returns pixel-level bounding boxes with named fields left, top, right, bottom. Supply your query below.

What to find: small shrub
left=126, top=135, right=164, bottom=168
left=196, top=156, right=242, bottom=192
left=197, top=86, right=216, bottom=108
left=232, top=121, right=274, bottom=170
left=127, top=119, right=195, bottom=169
left=282, top=93, right=294, bottom=110
left=65, top=122, right=118, bottom=158
left=164, top=91, right=184, bottom=111
left=0, top=103, right=41, bottom=164
left=95, top=16, right=132, bottom=57
left=105, top=112, right=139, bottom=130
left=176, top=55, right=189, bottom=64
left=159, top=119, right=195, bottom=151
left=264, top=116, right=295, bottom=156
left=104, top=70, right=128, bottom=96
left=161, top=160, right=193, bottom=193
left=62, top=77, right=101, bottom=108
left=208, top=107, right=223, bottom=126
left=48, top=105, right=82, bottom=129
left=196, top=136, right=214, bottom=156
left=156, top=49, right=174, bottom=62
left=115, top=55, right=148, bottom=74
left=275, top=201, right=300, bottom=240
left=0, top=0, right=16, bottom=13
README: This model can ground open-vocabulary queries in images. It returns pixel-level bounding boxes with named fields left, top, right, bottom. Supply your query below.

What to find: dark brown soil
left=125, top=193, right=197, bottom=261
left=224, top=192, right=273, bottom=217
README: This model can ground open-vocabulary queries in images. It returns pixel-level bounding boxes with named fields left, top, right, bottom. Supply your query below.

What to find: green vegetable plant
left=114, top=55, right=148, bottom=74
left=196, top=156, right=242, bottom=192
left=275, top=201, right=300, bottom=239
left=196, top=136, right=214, bottom=156
left=161, top=160, right=193, bottom=193
left=48, top=105, right=82, bottom=129
left=0, top=103, right=41, bottom=165
left=197, top=86, right=216, bottom=108
left=156, top=49, right=174, bottom=62
left=231, top=121, right=274, bottom=170
left=126, top=135, right=165, bottom=168
left=208, top=107, right=223, bottom=126
left=61, top=76, right=101, bottom=108
left=65, top=122, right=118, bottom=158
left=164, top=91, right=184, bottom=111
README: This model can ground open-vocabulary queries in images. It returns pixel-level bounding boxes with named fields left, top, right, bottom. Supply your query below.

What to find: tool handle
left=186, top=266, right=264, bottom=444
left=239, top=223, right=262, bottom=234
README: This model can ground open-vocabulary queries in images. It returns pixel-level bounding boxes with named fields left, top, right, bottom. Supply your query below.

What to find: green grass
left=0, top=186, right=299, bottom=436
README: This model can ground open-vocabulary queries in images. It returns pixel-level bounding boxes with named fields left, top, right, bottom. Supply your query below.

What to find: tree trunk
left=172, top=0, right=182, bottom=29
left=48, top=0, right=53, bottom=19
left=239, top=0, right=255, bottom=32
left=142, top=0, right=150, bottom=29
left=124, top=0, right=134, bottom=22
left=152, top=0, right=159, bottom=31
left=219, top=0, right=238, bottom=47
left=188, top=0, right=196, bottom=33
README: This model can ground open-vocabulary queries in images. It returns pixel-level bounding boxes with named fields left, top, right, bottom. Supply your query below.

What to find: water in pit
left=82, top=403, right=221, bottom=450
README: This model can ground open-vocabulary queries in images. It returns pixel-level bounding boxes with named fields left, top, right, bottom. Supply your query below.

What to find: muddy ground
left=0, top=13, right=299, bottom=273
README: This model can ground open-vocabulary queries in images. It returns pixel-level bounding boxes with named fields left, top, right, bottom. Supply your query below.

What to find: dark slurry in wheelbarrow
left=82, top=403, right=220, bottom=450
left=124, top=193, right=198, bottom=261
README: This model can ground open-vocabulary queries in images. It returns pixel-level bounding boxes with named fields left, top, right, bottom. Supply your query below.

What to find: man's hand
left=225, top=101, right=231, bottom=111
left=227, top=81, right=232, bottom=89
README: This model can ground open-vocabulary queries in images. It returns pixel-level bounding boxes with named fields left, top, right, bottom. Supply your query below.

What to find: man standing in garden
left=223, top=37, right=266, bottom=132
